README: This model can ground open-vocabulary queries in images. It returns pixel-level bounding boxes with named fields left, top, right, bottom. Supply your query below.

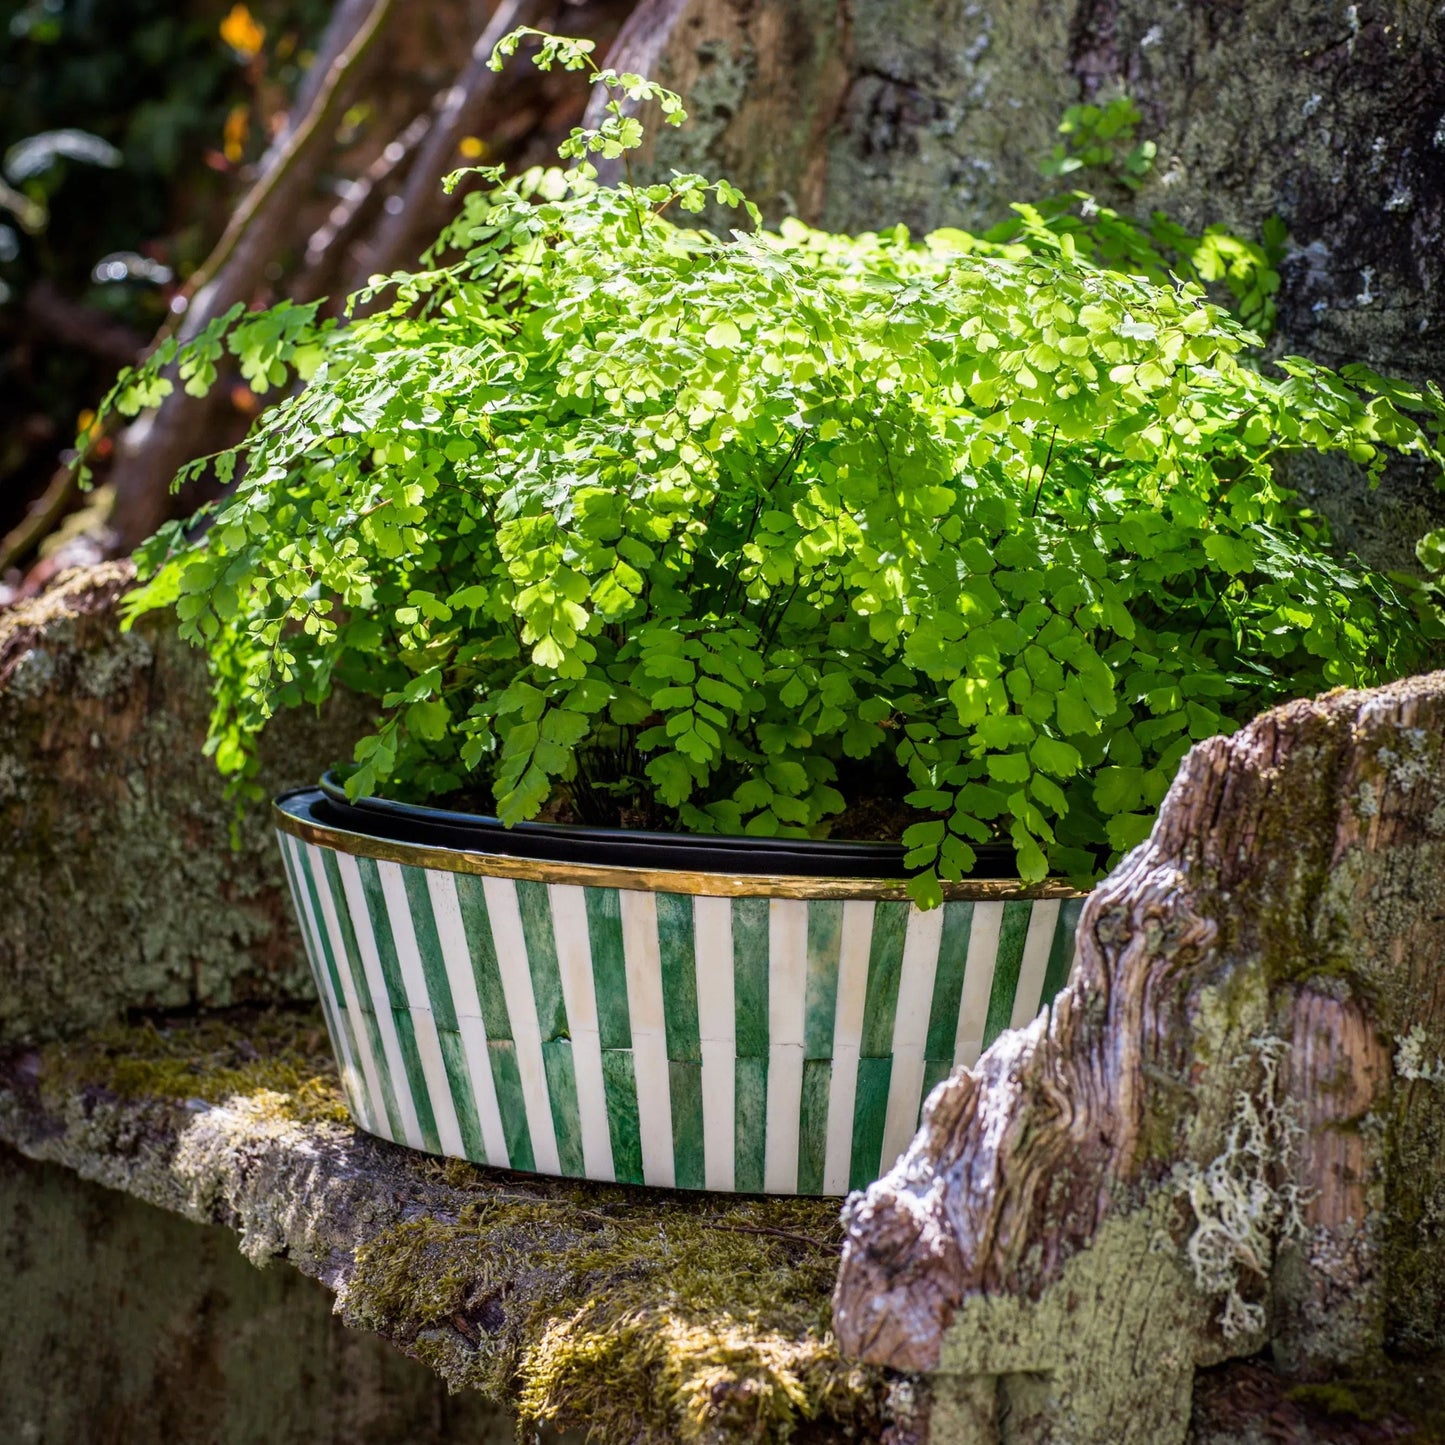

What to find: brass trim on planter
left=272, top=801, right=1090, bottom=902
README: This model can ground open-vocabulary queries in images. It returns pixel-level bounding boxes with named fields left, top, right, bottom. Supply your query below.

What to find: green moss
left=344, top=1180, right=884, bottom=1443
left=1286, top=1357, right=1445, bottom=1437
left=37, top=1007, right=881, bottom=1441
left=1288, top=1380, right=1373, bottom=1420
left=37, top=1006, right=350, bottom=1127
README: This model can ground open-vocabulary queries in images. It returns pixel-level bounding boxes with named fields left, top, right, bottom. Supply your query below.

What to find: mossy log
left=834, top=673, right=1445, bottom=1443
left=0, top=1008, right=888, bottom=1444
left=0, top=563, right=370, bottom=1045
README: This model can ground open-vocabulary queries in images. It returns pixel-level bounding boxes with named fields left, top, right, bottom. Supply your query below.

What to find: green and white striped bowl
left=274, top=791, right=1085, bottom=1195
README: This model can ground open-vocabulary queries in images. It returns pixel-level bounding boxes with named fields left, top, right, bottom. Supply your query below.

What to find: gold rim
left=272, top=801, right=1090, bottom=902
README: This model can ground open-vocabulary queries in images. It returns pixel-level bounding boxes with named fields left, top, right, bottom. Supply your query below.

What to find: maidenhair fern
left=103, top=29, right=1445, bottom=904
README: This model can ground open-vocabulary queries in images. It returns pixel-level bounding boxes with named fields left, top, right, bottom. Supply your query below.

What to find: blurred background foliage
left=0, top=0, right=631, bottom=594
left=0, top=0, right=331, bottom=562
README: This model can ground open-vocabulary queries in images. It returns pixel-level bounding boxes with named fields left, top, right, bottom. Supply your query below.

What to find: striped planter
left=274, top=789, right=1086, bottom=1195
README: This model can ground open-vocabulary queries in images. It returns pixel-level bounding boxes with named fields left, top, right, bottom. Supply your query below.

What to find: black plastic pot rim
left=305, top=771, right=1023, bottom=882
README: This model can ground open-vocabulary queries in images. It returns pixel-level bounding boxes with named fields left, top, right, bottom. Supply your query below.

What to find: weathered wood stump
left=835, top=674, right=1445, bottom=1442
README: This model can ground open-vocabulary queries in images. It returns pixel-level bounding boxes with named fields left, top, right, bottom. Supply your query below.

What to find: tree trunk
left=833, top=670, right=1445, bottom=1443
left=610, top=0, right=1445, bottom=574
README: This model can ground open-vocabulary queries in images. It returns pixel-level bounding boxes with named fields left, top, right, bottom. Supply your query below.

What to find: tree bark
left=833, top=671, right=1445, bottom=1444
left=609, top=0, right=1445, bottom=574
left=0, top=564, right=370, bottom=1045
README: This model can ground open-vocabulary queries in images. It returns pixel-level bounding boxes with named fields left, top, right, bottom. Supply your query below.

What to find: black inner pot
left=302, top=772, right=1022, bottom=881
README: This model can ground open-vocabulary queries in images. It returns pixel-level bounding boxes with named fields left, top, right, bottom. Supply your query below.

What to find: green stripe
left=401, top=866, right=459, bottom=1030
left=732, top=898, right=770, bottom=1058
left=859, top=902, right=910, bottom=1057
left=514, top=880, right=568, bottom=1041
left=584, top=888, right=631, bottom=1049
left=655, top=893, right=702, bottom=1062
left=668, top=1061, right=705, bottom=1189
left=356, top=858, right=441, bottom=1154
left=293, top=846, right=365, bottom=1085
left=588, top=888, right=642, bottom=1176
left=601, top=1050, right=644, bottom=1184
left=541, top=1040, right=586, bottom=1177
left=435, top=1028, right=486, bottom=1160
left=452, top=874, right=515, bottom=1039
left=850, top=1056, right=893, bottom=1190
left=400, top=866, right=488, bottom=1159
left=280, top=844, right=362, bottom=1118
left=487, top=1039, right=535, bottom=1172
left=320, top=851, right=405, bottom=1139
left=924, top=900, right=974, bottom=1060
left=982, top=900, right=1034, bottom=1052
left=1041, top=896, right=1085, bottom=1007
left=278, top=843, right=342, bottom=1039
left=452, top=873, right=536, bottom=1168
left=797, top=1057, right=832, bottom=1195
left=803, top=901, right=843, bottom=1059
left=734, top=1056, right=768, bottom=1192
left=512, top=881, right=586, bottom=1177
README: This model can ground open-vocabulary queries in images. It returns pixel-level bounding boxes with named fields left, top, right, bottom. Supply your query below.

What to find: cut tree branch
left=174, top=0, right=399, bottom=339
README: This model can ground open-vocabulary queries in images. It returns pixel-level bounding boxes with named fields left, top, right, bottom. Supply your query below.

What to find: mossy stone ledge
left=0, top=1005, right=890, bottom=1443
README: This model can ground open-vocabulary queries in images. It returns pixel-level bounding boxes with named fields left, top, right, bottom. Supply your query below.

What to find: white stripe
left=1010, top=900, right=1062, bottom=1031
left=376, top=861, right=465, bottom=1158
left=336, top=853, right=426, bottom=1150
left=480, top=877, right=560, bottom=1175
left=619, top=889, right=675, bottom=1187
left=692, top=895, right=735, bottom=1190
left=880, top=904, right=946, bottom=1169
left=304, top=844, right=389, bottom=1136
left=547, top=884, right=616, bottom=1182
left=423, top=870, right=510, bottom=1168
left=277, top=839, right=341, bottom=1054
left=954, top=901, right=1004, bottom=1069
left=823, top=899, right=876, bottom=1194
left=280, top=836, right=371, bottom=1130
left=764, top=899, right=809, bottom=1193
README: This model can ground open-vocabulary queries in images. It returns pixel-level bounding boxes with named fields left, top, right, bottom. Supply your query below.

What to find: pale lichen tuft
left=1177, top=1035, right=1307, bottom=1340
